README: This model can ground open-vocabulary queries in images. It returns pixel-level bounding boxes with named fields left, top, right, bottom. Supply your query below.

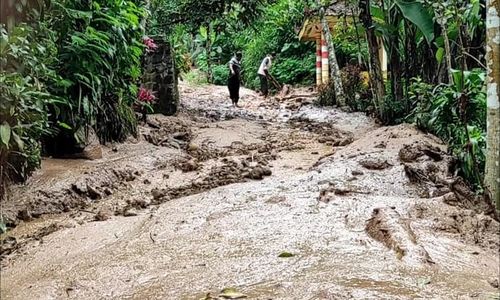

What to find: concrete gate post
left=143, top=36, right=179, bottom=116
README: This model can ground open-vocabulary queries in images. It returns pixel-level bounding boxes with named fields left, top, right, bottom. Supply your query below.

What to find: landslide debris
left=2, top=167, right=139, bottom=226
left=151, top=156, right=272, bottom=203
left=366, top=207, right=434, bottom=265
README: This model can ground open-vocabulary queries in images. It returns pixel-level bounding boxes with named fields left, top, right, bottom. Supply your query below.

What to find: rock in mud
left=86, top=185, right=102, bottom=200
left=94, top=209, right=111, bottom=221
left=0, top=236, right=18, bottom=257
left=359, top=158, right=392, bottom=170
left=245, top=166, right=272, bottom=180
left=151, top=188, right=168, bottom=202
left=71, top=180, right=88, bottom=195
left=366, top=207, right=434, bottom=265
left=399, top=145, right=423, bottom=162
left=404, top=164, right=430, bottom=183
left=188, top=143, right=199, bottom=152
left=337, top=137, right=354, bottom=146
left=351, top=170, right=364, bottom=176
left=17, top=209, right=32, bottom=222
left=122, top=210, right=138, bottom=217
left=399, top=143, right=444, bottom=163
left=127, top=199, right=150, bottom=209
left=172, top=131, right=190, bottom=142
left=81, top=127, right=103, bottom=160
left=176, top=158, right=200, bottom=172
left=488, top=278, right=499, bottom=289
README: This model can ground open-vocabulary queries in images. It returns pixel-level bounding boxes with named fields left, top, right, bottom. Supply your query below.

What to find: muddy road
left=1, top=83, right=499, bottom=299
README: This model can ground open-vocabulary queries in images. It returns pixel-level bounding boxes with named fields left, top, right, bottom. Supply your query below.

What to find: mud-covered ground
left=1, top=83, right=499, bottom=299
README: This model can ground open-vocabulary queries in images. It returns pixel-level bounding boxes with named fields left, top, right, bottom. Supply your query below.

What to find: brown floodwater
left=1, top=84, right=498, bottom=299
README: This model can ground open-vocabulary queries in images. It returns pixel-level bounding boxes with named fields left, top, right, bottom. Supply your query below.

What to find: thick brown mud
left=1, top=83, right=499, bottom=299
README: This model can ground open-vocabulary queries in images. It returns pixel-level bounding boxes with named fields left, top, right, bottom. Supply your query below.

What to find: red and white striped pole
left=321, top=32, right=329, bottom=84
left=316, top=39, right=322, bottom=86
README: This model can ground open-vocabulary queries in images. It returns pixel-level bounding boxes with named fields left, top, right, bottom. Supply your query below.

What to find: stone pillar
left=321, top=32, right=330, bottom=84
left=316, top=39, right=322, bottom=86
left=143, top=36, right=179, bottom=116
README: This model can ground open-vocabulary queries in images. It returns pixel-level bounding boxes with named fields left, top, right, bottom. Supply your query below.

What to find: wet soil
left=1, top=83, right=499, bottom=299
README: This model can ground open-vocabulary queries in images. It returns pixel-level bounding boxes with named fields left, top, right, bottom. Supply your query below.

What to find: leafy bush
left=331, top=22, right=368, bottom=68
left=341, top=64, right=370, bottom=111
left=184, top=69, right=208, bottom=85
left=408, top=69, right=487, bottom=188
left=316, top=82, right=337, bottom=107
left=47, top=0, right=145, bottom=145
left=317, top=65, right=370, bottom=111
left=1, top=0, right=147, bottom=195
left=273, top=54, right=315, bottom=85
left=0, top=24, right=58, bottom=192
left=212, top=64, right=230, bottom=86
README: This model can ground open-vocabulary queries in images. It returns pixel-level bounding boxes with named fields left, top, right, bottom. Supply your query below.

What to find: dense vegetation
left=0, top=0, right=147, bottom=195
left=149, top=0, right=318, bottom=89
left=317, top=0, right=489, bottom=192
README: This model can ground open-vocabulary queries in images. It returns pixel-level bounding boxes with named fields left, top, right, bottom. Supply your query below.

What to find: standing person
left=228, top=52, right=242, bottom=107
left=257, top=52, right=275, bottom=98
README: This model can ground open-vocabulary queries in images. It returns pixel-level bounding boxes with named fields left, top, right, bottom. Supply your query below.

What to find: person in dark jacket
left=228, top=52, right=242, bottom=107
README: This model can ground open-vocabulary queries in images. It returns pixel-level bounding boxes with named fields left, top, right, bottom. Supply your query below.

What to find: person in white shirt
left=228, top=52, right=242, bottom=107
left=257, top=52, right=275, bottom=98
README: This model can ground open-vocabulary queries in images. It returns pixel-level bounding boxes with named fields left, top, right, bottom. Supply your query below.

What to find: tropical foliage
left=0, top=0, right=146, bottom=195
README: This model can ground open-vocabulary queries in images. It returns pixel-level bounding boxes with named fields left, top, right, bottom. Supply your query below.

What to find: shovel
left=266, top=73, right=291, bottom=98
left=266, top=73, right=282, bottom=90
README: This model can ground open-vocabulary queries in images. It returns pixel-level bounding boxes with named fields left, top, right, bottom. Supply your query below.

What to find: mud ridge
left=150, top=156, right=272, bottom=203
left=3, top=167, right=140, bottom=226
left=366, top=206, right=434, bottom=265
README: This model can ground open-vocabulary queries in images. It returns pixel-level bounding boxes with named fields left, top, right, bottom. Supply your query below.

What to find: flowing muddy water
left=1, top=83, right=499, bottom=299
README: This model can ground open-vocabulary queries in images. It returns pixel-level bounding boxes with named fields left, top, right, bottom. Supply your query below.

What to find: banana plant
left=370, top=0, right=435, bottom=104
left=193, top=21, right=223, bottom=83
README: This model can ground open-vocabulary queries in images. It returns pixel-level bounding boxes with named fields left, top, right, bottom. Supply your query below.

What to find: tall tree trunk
left=206, top=25, right=213, bottom=84
left=485, top=0, right=500, bottom=212
left=359, top=0, right=386, bottom=121
left=351, top=7, right=363, bottom=66
left=442, top=23, right=454, bottom=84
left=318, top=6, right=346, bottom=106
left=389, top=33, right=403, bottom=105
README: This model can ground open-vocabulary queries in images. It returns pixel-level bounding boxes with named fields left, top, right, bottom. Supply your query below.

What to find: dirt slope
left=1, top=83, right=498, bottom=299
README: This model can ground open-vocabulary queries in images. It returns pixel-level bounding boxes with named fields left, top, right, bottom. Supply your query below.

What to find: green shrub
left=317, top=65, right=370, bottom=110
left=331, top=23, right=368, bottom=68
left=212, top=64, right=229, bottom=86
left=47, top=0, right=145, bottom=144
left=1, top=0, right=147, bottom=194
left=273, top=54, right=315, bottom=86
left=340, top=64, right=370, bottom=111
left=316, top=81, right=337, bottom=107
left=0, top=24, right=58, bottom=192
left=184, top=69, right=208, bottom=85
left=408, top=69, right=487, bottom=188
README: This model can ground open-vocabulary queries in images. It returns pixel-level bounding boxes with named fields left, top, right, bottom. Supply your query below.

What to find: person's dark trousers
left=228, top=74, right=240, bottom=105
left=259, top=74, right=268, bottom=97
